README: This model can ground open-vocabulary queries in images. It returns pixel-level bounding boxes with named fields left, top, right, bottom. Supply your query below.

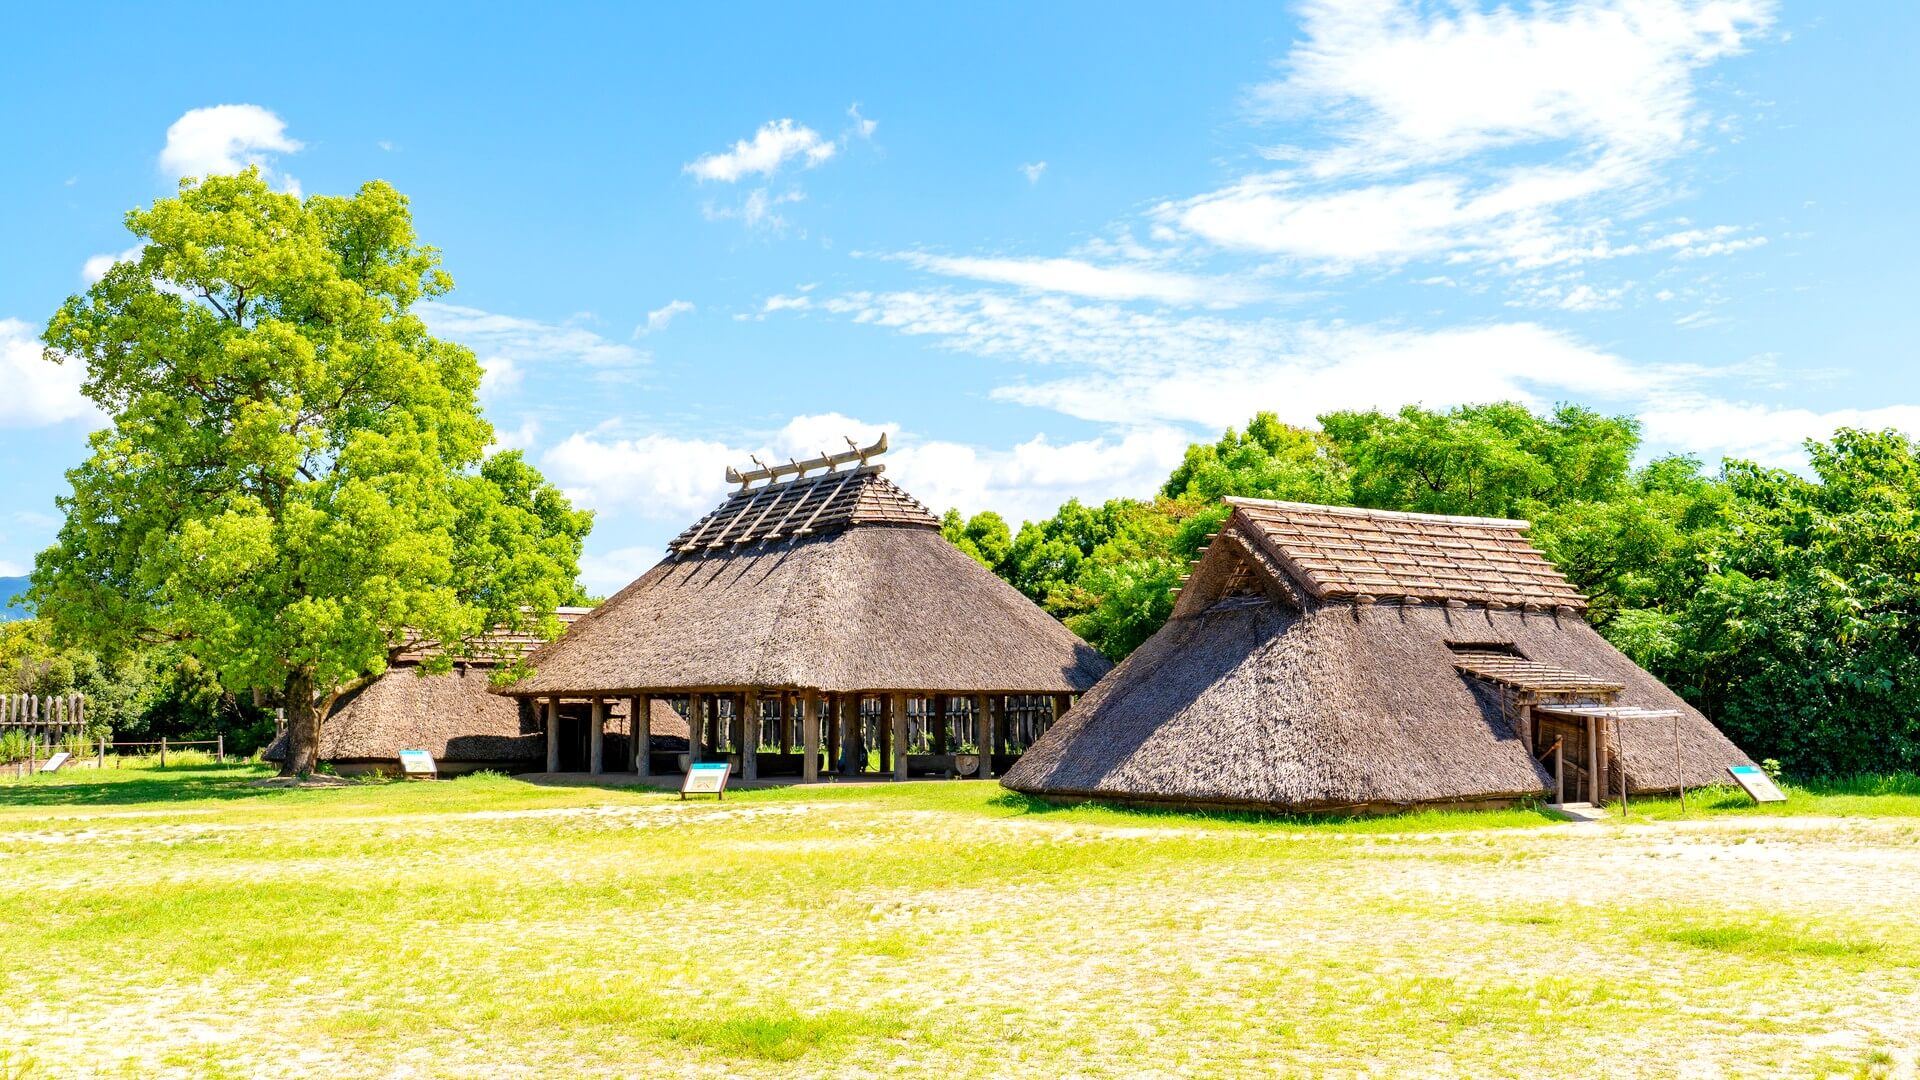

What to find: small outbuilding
left=265, top=610, right=690, bottom=775
left=501, top=435, right=1111, bottom=781
left=1001, top=498, right=1754, bottom=813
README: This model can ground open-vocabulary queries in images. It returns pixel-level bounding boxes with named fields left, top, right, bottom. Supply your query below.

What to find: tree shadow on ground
left=987, top=789, right=1564, bottom=830
left=0, top=765, right=293, bottom=808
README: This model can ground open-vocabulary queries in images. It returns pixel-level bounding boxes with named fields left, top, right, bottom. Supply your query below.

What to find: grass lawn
left=2, top=765, right=1918, bottom=1078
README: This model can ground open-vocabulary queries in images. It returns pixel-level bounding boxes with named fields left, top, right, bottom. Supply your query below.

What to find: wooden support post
left=98, top=735, right=105, bottom=770
left=824, top=693, right=841, bottom=774
left=688, top=694, right=705, bottom=764
left=590, top=698, right=606, bottom=775
left=742, top=690, right=760, bottom=782
left=1554, top=742, right=1565, bottom=804
left=1586, top=716, right=1600, bottom=805
left=975, top=694, right=994, bottom=779
left=217, top=734, right=225, bottom=764
left=636, top=696, right=652, bottom=777
left=891, top=692, right=909, bottom=781
left=159, top=736, right=167, bottom=769
left=801, top=691, right=821, bottom=782
left=545, top=698, right=561, bottom=773
left=1517, top=702, right=1533, bottom=757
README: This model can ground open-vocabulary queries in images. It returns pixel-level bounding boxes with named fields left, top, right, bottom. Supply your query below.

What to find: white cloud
left=847, top=103, right=878, bottom=140
left=638, top=299, right=695, bottom=335
left=1021, top=162, right=1048, bottom=184
left=1159, top=0, right=1774, bottom=271
left=81, top=245, right=144, bottom=285
left=542, top=432, right=742, bottom=520
left=1639, top=399, right=1920, bottom=468
left=0, top=560, right=25, bottom=577
left=818, top=288, right=1674, bottom=430
left=578, top=545, right=665, bottom=595
left=0, top=319, right=98, bottom=429
left=685, top=119, right=836, bottom=183
left=419, top=303, right=647, bottom=382
left=898, top=253, right=1270, bottom=307
left=490, top=418, right=540, bottom=453
left=159, top=105, right=302, bottom=189
left=762, top=294, right=813, bottom=313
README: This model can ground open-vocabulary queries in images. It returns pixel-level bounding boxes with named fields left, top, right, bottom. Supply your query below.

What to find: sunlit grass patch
left=651, top=1006, right=909, bottom=1062
left=1660, top=922, right=1885, bottom=959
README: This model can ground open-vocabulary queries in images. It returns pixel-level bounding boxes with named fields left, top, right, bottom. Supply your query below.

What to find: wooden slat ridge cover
left=1226, top=498, right=1588, bottom=610
left=1451, top=651, right=1626, bottom=695
left=669, top=466, right=939, bottom=554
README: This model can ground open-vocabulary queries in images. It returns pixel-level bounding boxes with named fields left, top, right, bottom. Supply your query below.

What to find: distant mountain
left=0, top=577, right=29, bottom=622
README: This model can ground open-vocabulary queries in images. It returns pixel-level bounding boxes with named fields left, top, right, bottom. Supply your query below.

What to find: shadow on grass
left=0, top=764, right=286, bottom=807
left=987, top=789, right=1565, bottom=831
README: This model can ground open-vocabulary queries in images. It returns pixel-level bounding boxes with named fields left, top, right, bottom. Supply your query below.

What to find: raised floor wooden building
left=501, top=435, right=1111, bottom=781
left=1001, top=499, right=1755, bottom=813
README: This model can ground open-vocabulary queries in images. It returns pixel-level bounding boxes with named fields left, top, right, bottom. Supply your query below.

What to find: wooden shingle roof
left=669, top=466, right=938, bottom=555
left=1226, top=498, right=1588, bottom=610
left=1449, top=650, right=1624, bottom=695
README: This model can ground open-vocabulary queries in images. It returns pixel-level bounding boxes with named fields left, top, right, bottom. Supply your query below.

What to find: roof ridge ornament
left=726, top=433, right=889, bottom=491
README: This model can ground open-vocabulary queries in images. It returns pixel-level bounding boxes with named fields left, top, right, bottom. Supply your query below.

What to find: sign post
left=1727, top=764, right=1786, bottom=804
left=681, top=761, right=732, bottom=800
left=398, top=750, right=438, bottom=779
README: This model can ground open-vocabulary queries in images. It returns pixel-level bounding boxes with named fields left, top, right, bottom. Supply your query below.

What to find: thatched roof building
left=265, top=610, right=691, bottom=775
left=503, top=435, right=1110, bottom=781
left=1002, top=499, right=1754, bottom=813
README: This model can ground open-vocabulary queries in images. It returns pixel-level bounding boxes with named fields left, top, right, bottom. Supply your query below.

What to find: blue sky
left=3, top=1, right=1917, bottom=591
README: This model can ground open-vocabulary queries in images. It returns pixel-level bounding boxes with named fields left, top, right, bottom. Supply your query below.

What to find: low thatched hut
left=1002, top=499, right=1754, bottom=813
left=502, top=435, right=1110, bottom=781
left=265, top=610, right=690, bottom=775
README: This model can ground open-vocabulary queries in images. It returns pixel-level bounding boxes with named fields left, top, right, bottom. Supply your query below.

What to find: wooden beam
left=742, top=690, right=760, bottom=782
left=589, top=698, right=606, bottom=775
left=688, top=693, right=705, bottom=764
left=891, top=692, right=909, bottom=781
left=975, top=694, right=994, bottom=779
left=545, top=698, right=560, bottom=773
left=802, top=691, right=820, bottom=783
left=1586, top=715, right=1600, bottom=805
left=636, top=695, right=652, bottom=778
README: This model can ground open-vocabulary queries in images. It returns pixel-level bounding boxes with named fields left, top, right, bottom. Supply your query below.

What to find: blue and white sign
left=398, top=749, right=438, bottom=778
left=681, top=760, right=732, bottom=798
left=1727, top=764, right=1786, bottom=803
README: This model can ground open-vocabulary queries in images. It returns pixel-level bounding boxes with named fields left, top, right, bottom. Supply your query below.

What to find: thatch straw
left=1005, top=502, right=1752, bottom=812
left=508, top=512, right=1109, bottom=697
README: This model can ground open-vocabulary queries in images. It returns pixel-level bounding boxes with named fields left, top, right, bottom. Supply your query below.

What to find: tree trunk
left=281, top=666, right=321, bottom=777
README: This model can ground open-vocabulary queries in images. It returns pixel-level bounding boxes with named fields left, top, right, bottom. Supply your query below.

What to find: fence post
left=217, top=734, right=225, bottom=764
left=160, top=736, right=167, bottom=769
left=98, top=735, right=106, bottom=770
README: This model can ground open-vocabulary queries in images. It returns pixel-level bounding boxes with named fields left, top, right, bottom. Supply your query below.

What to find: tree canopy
left=32, top=170, right=590, bottom=775
left=947, top=403, right=1920, bottom=778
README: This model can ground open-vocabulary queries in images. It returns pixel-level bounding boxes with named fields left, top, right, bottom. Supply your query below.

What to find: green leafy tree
left=32, top=169, right=591, bottom=775
left=940, top=509, right=1013, bottom=571
left=1320, top=402, right=1638, bottom=517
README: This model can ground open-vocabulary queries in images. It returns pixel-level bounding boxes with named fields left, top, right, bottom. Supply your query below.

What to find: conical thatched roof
left=1002, top=499, right=1753, bottom=812
left=507, top=463, right=1109, bottom=697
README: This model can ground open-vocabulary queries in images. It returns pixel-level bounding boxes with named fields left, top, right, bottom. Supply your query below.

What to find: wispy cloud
left=897, top=253, right=1271, bottom=307
left=637, top=299, right=695, bottom=336
left=1157, top=0, right=1774, bottom=274
left=1021, top=161, right=1048, bottom=184
left=419, top=303, right=648, bottom=396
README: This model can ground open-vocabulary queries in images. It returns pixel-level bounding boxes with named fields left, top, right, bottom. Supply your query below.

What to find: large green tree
left=32, top=170, right=591, bottom=775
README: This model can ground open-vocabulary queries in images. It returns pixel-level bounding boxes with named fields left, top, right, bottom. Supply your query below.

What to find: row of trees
left=947, top=406, right=1920, bottom=778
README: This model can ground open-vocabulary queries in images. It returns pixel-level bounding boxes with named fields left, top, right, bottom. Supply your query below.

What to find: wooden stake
left=742, top=690, right=760, bottom=782
left=802, top=691, right=820, bottom=783
left=545, top=698, right=561, bottom=773
left=891, top=692, right=909, bottom=781
left=589, top=698, right=606, bottom=775
left=637, top=696, right=653, bottom=777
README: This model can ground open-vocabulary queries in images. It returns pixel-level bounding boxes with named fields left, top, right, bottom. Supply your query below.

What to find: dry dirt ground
left=0, top=768, right=1916, bottom=1079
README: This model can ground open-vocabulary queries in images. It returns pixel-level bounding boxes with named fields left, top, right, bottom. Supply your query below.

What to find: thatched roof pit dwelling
left=502, top=434, right=1110, bottom=782
left=1001, top=499, right=1754, bottom=814
left=265, top=610, right=691, bottom=776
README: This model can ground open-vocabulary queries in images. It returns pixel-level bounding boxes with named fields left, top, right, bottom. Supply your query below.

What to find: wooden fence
left=1, top=693, right=86, bottom=736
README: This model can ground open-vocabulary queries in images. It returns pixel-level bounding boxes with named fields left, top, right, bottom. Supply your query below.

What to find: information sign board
left=682, top=761, right=732, bottom=799
left=38, top=752, right=70, bottom=773
left=1727, top=764, right=1787, bottom=803
left=398, top=750, right=438, bottom=778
